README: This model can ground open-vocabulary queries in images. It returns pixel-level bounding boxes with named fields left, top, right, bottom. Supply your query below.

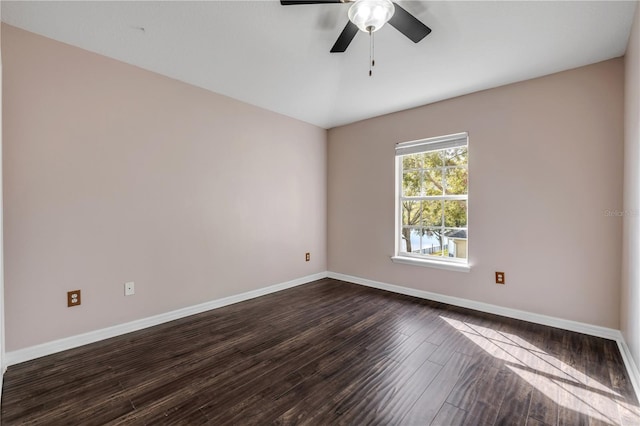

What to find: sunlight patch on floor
left=440, top=316, right=640, bottom=424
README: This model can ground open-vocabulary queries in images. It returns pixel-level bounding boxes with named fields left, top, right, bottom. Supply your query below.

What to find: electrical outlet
left=305, top=252, right=310, bottom=262
left=124, top=281, right=135, bottom=296
left=67, top=290, right=81, bottom=307
left=495, top=272, right=505, bottom=285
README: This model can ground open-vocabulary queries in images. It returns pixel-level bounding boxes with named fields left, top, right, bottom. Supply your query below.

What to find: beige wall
left=622, top=3, right=640, bottom=370
left=328, top=59, right=624, bottom=328
left=2, top=25, right=327, bottom=351
left=0, top=18, right=631, bottom=354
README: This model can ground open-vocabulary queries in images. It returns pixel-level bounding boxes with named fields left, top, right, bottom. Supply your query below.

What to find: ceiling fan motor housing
left=348, top=0, right=395, bottom=33
left=280, top=0, right=432, bottom=53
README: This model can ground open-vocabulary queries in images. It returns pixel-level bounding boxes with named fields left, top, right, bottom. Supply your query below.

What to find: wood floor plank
left=202, top=301, right=411, bottom=423
left=528, top=387, right=559, bottom=426
left=431, top=402, right=468, bottom=426
left=493, top=365, right=533, bottom=426
left=446, top=357, right=489, bottom=410
left=399, top=351, right=472, bottom=425
left=268, top=321, right=423, bottom=423
left=556, top=332, right=591, bottom=426
left=464, top=365, right=508, bottom=426
left=300, top=348, right=442, bottom=425
left=582, top=337, right=623, bottom=425
left=1, top=278, right=638, bottom=425
left=602, top=340, right=640, bottom=426
left=525, top=418, right=549, bottom=426
left=205, top=343, right=371, bottom=423
left=227, top=346, right=391, bottom=424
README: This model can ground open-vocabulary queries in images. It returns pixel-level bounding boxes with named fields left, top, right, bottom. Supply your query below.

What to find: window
left=393, top=132, right=468, bottom=270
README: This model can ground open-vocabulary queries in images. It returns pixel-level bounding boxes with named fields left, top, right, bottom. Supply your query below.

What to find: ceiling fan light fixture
left=348, top=0, right=395, bottom=33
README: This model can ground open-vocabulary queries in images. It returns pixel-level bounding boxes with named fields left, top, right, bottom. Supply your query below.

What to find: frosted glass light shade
left=348, top=0, right=395, bottom=33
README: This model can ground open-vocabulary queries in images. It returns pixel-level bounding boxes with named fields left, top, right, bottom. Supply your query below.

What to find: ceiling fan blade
left=388, top=3, right=432, bottom=43
left=280, top=0, right=342, bottom=4
left=330, top=21, right=358, bottom=53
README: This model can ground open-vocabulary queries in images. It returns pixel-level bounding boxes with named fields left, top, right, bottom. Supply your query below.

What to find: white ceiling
left=1, top=1, right=637, bottom=129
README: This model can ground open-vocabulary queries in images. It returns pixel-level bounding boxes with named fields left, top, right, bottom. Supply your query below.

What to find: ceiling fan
left=280, top=0, right=432, bottom=53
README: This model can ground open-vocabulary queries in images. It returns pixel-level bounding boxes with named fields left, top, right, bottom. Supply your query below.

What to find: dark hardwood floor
left=2, top=278, right=638, bottom=425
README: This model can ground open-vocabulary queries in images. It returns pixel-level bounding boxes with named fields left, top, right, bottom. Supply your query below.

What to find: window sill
left=391, top=256, right=471, bottom=273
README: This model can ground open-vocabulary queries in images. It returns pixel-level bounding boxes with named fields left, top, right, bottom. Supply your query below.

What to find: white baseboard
left=328, top=272, right=620, bottom=339
left=4, top=272, right=328, bottom=366
left=328, top=271, right=640, bottom=400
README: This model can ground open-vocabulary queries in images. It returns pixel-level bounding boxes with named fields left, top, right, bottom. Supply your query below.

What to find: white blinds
left=395, top=132, right=468, bottom=156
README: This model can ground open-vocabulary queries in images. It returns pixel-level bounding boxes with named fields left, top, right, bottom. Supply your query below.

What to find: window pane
left=444, top=200, right=467, bottom=228
left=420, top=227, right=441, bottom=256
left=400, top=227, right=409, bottom=252
left=422, top=151, right=443, bottom=168
left=402, top=154, right=422, bottom=170
left=421, top=228, right=445, bottom=257
left=400, top=227, right=421, bottom=253
left=402, top=171, right=421, bottom=196
left=423, top=169, right=443, bottom=196
left=444, top=228, right=468, bottom=260
left=421, top=200, right=443, bottom=227
left=402, top=201, right=420, bottom=227
left=445, top=167, right=468, bottom=195
left=444, top=147, right=468, bottom=166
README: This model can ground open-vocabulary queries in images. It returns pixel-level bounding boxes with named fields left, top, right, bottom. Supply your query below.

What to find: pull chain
left=368, top=27, right=375, bottom=77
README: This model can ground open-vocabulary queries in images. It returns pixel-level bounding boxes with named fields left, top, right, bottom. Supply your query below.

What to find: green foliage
left=401, top=147, right=468, bottom=253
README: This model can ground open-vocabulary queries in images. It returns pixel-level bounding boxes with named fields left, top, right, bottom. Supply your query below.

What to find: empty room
left=0, top=0, right=639, bottom=424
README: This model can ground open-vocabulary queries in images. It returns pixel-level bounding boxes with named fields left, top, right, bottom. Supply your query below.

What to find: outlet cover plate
left=67, top=290, right=81, bottom=307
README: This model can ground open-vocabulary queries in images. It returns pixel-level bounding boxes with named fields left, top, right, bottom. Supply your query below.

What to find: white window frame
left=392, top=132, right=470, bottom=272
